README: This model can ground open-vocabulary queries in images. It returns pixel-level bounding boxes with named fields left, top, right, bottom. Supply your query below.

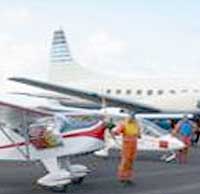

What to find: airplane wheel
left=50, top=184, right=68, bottom=192
left=72, top=177, right=85, bottom=185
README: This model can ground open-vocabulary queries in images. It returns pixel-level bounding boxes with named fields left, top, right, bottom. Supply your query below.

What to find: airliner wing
left=9, top=77, right=161, bottom=113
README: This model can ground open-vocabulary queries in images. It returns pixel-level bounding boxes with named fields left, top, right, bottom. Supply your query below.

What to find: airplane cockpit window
left=138, top=119, right=168, bottom=138
left=29, top=115, right=101, bottom=134
left=54, top=115, right=101, bottom=133
left=27, top=117, right=63, bottom=149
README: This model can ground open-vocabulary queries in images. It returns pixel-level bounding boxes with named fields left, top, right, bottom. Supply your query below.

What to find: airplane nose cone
left=161, top=135, right=185, bottom=150
left=170, top=137, right=185, bottom=150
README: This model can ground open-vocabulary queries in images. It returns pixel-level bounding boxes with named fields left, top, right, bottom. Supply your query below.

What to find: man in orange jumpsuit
left=113, top=113, right=141, bottom=184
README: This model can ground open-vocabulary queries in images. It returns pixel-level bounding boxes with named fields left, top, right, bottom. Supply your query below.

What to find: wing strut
left=0, top=122, right=30, bottom=160
left=22, top=111, right=31, bottom=160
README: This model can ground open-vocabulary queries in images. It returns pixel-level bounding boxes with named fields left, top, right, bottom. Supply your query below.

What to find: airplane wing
left=0, top=94, right=106, bottom=161
left=9, top=77, right=161, bottom=113
left=0, top=94, right=52, bottom=161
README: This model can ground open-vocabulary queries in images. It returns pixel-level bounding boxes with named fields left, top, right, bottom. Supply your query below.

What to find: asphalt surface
left=0, top=147, right=200, bottom=194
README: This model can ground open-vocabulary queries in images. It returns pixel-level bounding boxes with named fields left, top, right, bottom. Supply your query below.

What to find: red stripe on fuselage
left=62, top=123, right=106, bottom=140
left=0, top=122, right=106, bottom=150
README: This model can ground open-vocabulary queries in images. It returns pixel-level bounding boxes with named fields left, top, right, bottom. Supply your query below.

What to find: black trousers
left=194, top=131, right=200, bottom=144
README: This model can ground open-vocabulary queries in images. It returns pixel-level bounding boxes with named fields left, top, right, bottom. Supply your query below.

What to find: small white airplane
left=0, top=93, right=185, bottom=191
left=95, top=117, right=184, bottom=162
left=0, top=94, right=106, bottom=191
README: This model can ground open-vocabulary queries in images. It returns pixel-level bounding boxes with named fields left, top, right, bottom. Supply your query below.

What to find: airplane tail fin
left=49, top=28, right=83, bottom=83
left=50, top=28, right=74, bottom=66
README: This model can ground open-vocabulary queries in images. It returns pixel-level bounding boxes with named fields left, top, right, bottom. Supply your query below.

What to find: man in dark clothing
left=192, top=117, right=200, bottom=146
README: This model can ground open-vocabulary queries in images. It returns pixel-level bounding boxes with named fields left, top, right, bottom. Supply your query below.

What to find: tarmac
left=0, top=147, right=200, bottom=194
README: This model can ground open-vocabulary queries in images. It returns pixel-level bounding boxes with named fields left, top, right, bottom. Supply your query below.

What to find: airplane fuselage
left=67, top=76, right=200, bottom=112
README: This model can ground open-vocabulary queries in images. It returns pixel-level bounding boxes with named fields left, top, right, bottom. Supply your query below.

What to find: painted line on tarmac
left=134, top=181, right=200, bottom=194
left=138, top=165, right=200, bottom=177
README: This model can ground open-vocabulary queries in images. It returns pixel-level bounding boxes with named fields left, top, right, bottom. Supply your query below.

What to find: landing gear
left=160, top=152, right=176, bottom=162
left=68, top=164, right=88, bottom=185
left=94, top=149, right=109, bottom=157
left=50, top=184, right=68, bottom=192
left=37, top=170, right=72, bottom=188
left=47, top=176, right=85, bottom=192
left=72, top=176, right=85, bottom=184
left=38, top=158, right=89, bottom=191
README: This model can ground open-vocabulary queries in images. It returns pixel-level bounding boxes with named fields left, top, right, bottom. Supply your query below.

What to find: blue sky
left=1, top=0, right=200, bottom=81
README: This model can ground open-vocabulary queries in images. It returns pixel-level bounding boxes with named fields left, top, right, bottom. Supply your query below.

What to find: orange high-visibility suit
left=114, top=117, right=140, bottom=182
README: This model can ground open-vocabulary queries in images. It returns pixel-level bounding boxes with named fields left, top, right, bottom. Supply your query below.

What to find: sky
left=1, top=0, right=200, bottom=84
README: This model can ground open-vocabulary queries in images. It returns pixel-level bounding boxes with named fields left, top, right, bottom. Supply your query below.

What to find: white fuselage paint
left=63, top=76, right=200, bottom=112
left=47, top=31, right=200, bottom=113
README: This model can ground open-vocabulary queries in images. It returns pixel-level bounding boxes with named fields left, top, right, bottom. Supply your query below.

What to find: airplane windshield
left=31, top=115, right=101, bottom=133
left=138, top=119, right=169, bottom=138
left=56, top=115, right=101, bottom=132
left=27, top=115, right=102, bottom=149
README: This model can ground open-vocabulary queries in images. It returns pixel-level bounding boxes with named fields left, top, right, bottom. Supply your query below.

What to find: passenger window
left=147, top=90, right=153, bottom=95
left=126, top=89, right=132, bottom=95
left=181, top=89, right=188, bottom=93
left=106, top=89, right=111, bottom=94
left=136, top=90, right=142, bottom=95
left=157, top=90, right=163, bottom=95
left=169, top=89, right=176, bottom=94
left=116, top=89, right=121, bottom=95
